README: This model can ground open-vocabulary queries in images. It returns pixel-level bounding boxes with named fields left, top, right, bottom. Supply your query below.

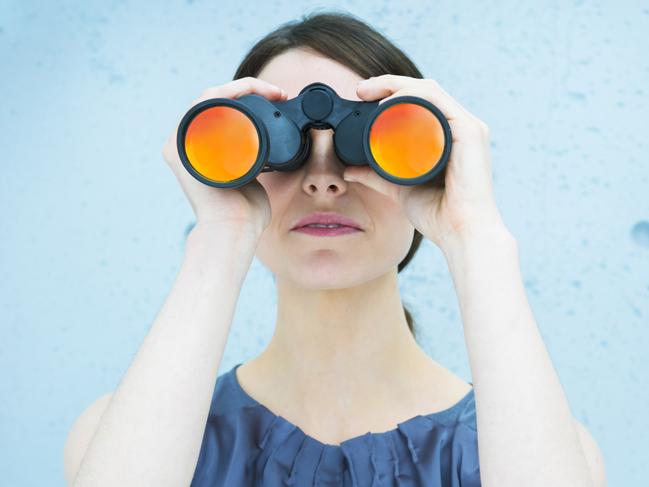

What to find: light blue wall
left=1, top=1, right=647, bottom=485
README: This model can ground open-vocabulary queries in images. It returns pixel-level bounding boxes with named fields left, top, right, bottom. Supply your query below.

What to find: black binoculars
left=176, top=81, right=452, bottom=189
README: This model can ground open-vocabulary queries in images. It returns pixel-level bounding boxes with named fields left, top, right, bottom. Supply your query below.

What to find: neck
left=257, top=268, right=429, bottom=383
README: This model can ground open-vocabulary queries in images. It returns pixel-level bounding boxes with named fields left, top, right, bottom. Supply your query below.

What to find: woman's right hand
left=162, top=77, right=288, bottom=240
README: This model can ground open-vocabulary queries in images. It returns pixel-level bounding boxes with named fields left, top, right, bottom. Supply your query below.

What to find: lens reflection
left=368, top=103, right=446, bottom=179
left=184, top=106, right=259, bottom=182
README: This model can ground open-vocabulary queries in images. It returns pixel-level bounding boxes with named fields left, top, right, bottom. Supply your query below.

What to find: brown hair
left=232, top=10, right=425, bottom=339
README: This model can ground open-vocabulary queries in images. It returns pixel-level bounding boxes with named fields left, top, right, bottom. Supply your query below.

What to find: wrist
left=439, top=219, right=517, bottom=263
left=441, top=228, right=519, bottom=300
left=184, top=222, right=260, bottom=281
left=187, top=220, right=262, bottom=247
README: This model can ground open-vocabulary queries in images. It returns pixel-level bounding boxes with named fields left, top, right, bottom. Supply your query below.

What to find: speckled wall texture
left=1, top=1, right=646, bottom=485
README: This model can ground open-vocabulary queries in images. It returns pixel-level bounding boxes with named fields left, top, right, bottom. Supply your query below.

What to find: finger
left=357, top=75, right=469, bottom=122
left=355, top=74, right=418, bottom=103
left=188, top=77, right=286, bottom=109
left=217, top=77, right=286, bottom=100
left=343, top=164, right=405, bottom=205
left=179, top=78, right=288, bottom=146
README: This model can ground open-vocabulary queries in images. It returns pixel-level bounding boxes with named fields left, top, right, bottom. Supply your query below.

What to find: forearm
left=441, top=225, right=592, bottom=487
left=73, top=224, right=257, bottom=487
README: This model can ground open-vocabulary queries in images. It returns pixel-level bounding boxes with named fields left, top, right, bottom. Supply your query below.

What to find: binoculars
left=176, top=81, right=452, bottom=189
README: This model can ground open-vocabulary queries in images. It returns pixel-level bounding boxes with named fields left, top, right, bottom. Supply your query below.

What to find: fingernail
left=343, top=174, right=356, bottom=182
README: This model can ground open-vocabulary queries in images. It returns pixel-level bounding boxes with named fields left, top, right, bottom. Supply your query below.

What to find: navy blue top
left=190, top=362, right=481, bottom=486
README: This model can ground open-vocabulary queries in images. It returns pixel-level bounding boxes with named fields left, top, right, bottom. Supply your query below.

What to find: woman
left=65, top=11, right=606, bottom=487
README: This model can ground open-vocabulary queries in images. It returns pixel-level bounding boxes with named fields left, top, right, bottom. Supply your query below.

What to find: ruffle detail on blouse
left=190, top=365, right=481, bottom=487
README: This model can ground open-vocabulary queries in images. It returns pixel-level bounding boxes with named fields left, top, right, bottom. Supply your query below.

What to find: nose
left=300, top=128, right=348, bottom=196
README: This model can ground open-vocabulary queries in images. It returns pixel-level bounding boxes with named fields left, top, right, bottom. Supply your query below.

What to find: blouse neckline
left=229, top=362, right=475, bottom=449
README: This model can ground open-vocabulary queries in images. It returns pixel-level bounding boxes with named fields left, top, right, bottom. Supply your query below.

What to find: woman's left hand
left=343, top=74, right=508, bottom=251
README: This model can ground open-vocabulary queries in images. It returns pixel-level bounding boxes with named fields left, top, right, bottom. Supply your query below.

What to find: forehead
left=256, top=47, right=363, bottom=101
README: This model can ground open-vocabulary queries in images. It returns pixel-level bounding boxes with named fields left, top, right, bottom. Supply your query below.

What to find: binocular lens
left=184, top=106, right=260, bottom=183
left=368, top=103, right=446, bottom=179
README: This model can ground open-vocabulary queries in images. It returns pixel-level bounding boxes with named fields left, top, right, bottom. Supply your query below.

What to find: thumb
left=343, top=165, right=402, bottom=204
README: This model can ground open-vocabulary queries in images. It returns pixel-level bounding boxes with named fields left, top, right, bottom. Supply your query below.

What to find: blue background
left=1, top=1, right=647, bottom=485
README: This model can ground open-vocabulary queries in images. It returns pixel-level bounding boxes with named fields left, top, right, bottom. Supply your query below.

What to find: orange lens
left=184, top=106, right=260, bottom=183
left=368, top=103, right=446, bottom=179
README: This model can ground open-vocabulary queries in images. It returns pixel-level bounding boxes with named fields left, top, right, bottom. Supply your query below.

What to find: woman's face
left=254, top=47, right=415, bottom=289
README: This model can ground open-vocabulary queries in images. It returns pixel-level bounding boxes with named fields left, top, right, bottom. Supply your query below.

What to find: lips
left=291, top=211, right=364, bottom=231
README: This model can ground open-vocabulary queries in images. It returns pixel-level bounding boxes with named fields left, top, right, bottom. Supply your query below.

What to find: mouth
left=291, top=224, right=363, bottom=237
left=290, top=211, right=364, bottom=234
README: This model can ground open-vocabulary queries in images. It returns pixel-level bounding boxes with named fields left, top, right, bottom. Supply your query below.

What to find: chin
left=288, top=262, right=367, bottom=290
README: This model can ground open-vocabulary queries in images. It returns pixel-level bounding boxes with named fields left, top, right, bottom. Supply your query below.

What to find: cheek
left=257, top=173, right=292, bottom=223
left=253, top=175, right=291, bottom=268
left=258, top=171, right=295, bottom=191
left=365, top=194, right=415, bottom=261
left=383, top=217, right=416, bottom=263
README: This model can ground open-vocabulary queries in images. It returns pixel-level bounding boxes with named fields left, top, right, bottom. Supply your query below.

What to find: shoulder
left=454, top=386, right=477, bottom=430
left=421, top=361, right=476, bottom=429
left=208, top=363, right=256, bottom=417
left=419, top=364, right=478, bottom=439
